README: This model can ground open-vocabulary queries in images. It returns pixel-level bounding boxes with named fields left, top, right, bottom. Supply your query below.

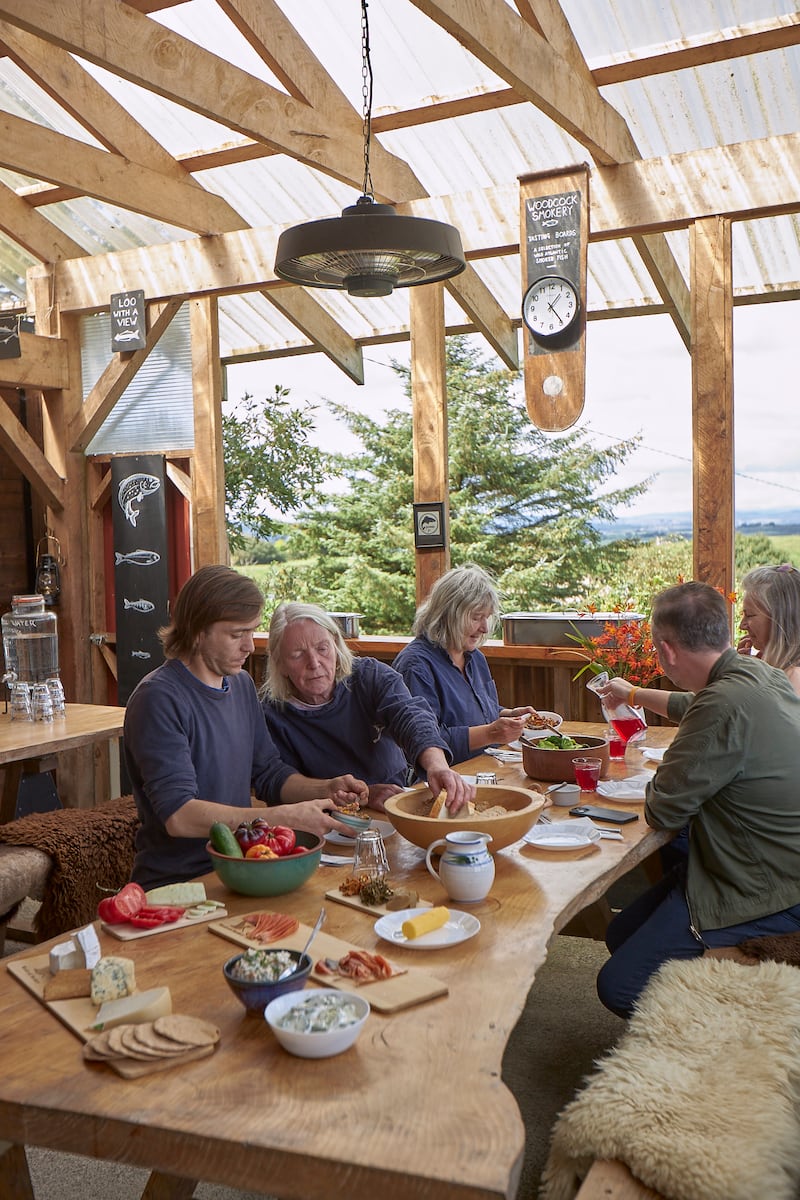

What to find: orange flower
left=568, top=617, right=661, bottom=687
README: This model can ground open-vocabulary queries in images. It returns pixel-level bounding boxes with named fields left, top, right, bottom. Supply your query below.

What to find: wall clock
left=522, top=276, right=580, bottom=340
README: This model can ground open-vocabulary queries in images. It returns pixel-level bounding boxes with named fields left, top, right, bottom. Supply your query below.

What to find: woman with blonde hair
left=738, top=563, right=800, bottom=695
left=393, top=564, right=533, bottom=761
left=262, top=602, right=473, bottom=814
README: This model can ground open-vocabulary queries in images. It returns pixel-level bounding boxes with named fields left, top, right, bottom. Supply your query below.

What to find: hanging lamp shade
left=274, top=194, right=466, bottom=298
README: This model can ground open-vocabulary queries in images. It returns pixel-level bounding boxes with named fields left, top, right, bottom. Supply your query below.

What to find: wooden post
left=409, top=284, right=450, bottom=605
left=691, top=217, right=734, bottom=603
left=190, top=297, right=228, bottom=566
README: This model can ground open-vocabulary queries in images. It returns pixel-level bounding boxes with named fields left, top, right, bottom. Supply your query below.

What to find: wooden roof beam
left=0, top=178, right=85, bottom=260
left=412, top=0, right=689, bottom=344
left=0, top=111, right=246, bottom=235
left=264, top=288, right=365, bottom=385
left=0, top=394, right=65, bottom=509
left=0, top=0, right=425, bottom=202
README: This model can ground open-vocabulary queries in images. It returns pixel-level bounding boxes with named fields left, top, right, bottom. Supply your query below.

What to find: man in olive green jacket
left=597, top=581, right=800, bottom=1017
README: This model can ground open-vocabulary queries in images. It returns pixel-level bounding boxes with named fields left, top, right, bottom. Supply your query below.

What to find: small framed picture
left=413, top=502, right=447, bottom=549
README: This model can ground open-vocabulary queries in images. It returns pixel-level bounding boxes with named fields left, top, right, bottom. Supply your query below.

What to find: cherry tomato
left=289, top=846, right=309, bottom=856
left=245, top=844, right=279, bottom=860
left=234, top=818, right=272, bottom=853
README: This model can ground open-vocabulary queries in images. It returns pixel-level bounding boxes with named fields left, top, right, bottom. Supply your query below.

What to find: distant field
left=769, top=534, right=800, bottom=563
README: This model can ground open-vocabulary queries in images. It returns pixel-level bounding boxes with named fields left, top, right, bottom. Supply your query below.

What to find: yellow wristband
left=629, top=687, right=638, bottom=707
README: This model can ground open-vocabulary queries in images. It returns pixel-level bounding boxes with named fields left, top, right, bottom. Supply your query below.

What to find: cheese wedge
left=91, top=986, right=172, bottom=1031
left=90, top=956, right=136, bottom=1005
left=145, top=882, right=207, bottom=906
left=49, top=939, right=83, bottom=975
left=402, top=906, right=450, bottom=940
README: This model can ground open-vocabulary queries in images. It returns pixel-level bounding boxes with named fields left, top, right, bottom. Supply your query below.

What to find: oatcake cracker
left=153, top=1014, right=220, bottom=1048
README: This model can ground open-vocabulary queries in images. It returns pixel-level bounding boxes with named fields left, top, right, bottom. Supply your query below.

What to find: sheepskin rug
left=539, top=956, right=800, bottom=1200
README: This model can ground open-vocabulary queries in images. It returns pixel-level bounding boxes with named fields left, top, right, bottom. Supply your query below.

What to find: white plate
left=519, top=712, right=565, bottom=741
left=373, top=908, right=480, bottom=949
left=596, top=774, right=650, bottom=802
left=523, top=819, right=601, bottom=851
left=640, top=747, right=666, bottom=763
left=325, top=819, right=396, bottom=846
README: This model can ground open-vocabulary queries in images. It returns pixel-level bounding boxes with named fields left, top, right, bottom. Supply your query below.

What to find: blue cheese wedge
left=91, top=986, right=172, bottom=1031
left=90, top=956, right=136, bottom=1006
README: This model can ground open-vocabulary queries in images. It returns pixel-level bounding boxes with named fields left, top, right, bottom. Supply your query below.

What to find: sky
left=226, top=298, right=800, bottom=525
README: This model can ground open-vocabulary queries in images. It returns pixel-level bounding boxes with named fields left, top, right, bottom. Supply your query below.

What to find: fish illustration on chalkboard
left=114, top=549, right=161, bottom=567
left=131, top=650, right=152, bottom=659
left=123, top=598, right=155, bottom=613
left=118, top=473, right=160, bottom=527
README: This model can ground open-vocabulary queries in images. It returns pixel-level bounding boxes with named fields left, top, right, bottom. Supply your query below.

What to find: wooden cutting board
left=324, top=887, right=434, bottom=918
left=209, top=913, right=448, bottom=1012
left=7, top=956, right=217, bottom=1079
left=101, top=905, right=227, bottom=940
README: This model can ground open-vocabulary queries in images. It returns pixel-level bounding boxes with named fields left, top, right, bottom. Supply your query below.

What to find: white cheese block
left=74, top=923, right=102, bottom=969
left=91, top=986, right=172, bottom=1031
left=90, top=956, right=136, bottom=1006
left=49, top=939, right=83, bottom=975
left=145, top=882, right=207, bottom=906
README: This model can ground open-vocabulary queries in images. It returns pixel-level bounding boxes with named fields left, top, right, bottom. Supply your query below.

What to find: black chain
left=360, top=0, right=374, bottom=199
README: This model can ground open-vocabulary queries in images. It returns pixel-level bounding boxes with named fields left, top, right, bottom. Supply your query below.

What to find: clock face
left=522, top=276, right=580, bottom=339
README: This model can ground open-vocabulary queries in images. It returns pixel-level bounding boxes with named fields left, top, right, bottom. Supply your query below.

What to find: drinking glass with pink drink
left=573, top=757, right=602, bottom=791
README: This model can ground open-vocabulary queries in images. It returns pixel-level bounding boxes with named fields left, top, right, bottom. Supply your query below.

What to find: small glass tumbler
left=46, top=677, right=66, bottom=718
left=607, top=728, right=626, bottom=760
left=31, top=682, right=54, bottom=723
left=573, top=756, right=602, bottom=792
left=9, top=681, right=33, bottom=722
left=352, top=828, right=390, bottom=881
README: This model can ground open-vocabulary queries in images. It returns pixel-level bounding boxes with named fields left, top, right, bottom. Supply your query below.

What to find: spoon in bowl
left=278, top=906, right=326, bottom=979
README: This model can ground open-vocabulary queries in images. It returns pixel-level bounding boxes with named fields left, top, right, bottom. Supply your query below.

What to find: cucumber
left=209, top=822, right=243, bottom=858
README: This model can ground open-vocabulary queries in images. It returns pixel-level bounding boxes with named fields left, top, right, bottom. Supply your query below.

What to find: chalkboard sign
left=0, top=314, right=20, bottom=359
left=110, top=289, right=146, bottom=352
left=111, top=454, right=169, bottom=706
left=523, top=188, right=583, bottom=355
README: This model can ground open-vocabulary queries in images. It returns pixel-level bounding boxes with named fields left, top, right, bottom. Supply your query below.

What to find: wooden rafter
left=0, top=0, right=425, bottom=201
left=411, top=0, right=690, bottom=345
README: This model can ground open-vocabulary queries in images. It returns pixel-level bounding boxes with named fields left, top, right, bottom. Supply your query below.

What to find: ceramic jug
left=425, top=830, right=494, bottom=902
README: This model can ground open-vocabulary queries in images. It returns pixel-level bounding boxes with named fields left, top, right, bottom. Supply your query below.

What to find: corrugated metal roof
left=0, top=0, right=797, bottom=359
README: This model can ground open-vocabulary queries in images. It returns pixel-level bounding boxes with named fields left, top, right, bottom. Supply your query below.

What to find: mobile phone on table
left=569, top=805, right=639, bottom=825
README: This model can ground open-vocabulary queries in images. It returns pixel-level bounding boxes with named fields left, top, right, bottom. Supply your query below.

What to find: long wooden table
left=0, top=703, right=126, bottom=824
left=0, top=722, right=674, bottom=1200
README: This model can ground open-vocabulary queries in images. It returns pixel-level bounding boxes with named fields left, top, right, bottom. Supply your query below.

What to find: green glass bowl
left=205, top=829, right=323, bottom=897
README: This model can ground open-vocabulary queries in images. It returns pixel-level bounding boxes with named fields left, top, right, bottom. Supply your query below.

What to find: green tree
left=285, top=337, right=649, bottom=632
left=222, top=386, right=333, bottom=553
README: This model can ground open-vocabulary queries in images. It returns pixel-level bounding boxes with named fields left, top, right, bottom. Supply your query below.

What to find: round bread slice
left=128, top=1022, right=196, bottom=1056
left=153, top=1014, right=220, bottom=1048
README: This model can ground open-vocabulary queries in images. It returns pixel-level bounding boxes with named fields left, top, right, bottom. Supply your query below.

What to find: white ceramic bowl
left=264, top=989, right=370, bottom=1058
left=521, top=711, right=564, bottom=740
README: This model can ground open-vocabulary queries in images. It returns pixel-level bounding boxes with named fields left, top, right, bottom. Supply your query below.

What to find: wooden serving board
left=324, top=887, right=433, bottom=918
left=6, top=956, right=216, bottom=1078
left=209, top=913, right=448, bottom=1012
left=101, top=905, right=227, bottom=940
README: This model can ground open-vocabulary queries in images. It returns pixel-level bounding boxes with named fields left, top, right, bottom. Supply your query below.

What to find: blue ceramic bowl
left=336, top=810, right=372, bottom=833
left=205, top=829, right=323, bottom=896
left=222, top=949, right=312, bottom=1014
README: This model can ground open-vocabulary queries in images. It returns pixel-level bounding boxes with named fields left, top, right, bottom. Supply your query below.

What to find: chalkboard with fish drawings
left=111, top=454, right=169, bottom=706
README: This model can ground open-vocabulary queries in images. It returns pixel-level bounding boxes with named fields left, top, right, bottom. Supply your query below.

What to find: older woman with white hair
left=392, top=565, right=533, bottom=762
left=262, top=602, right=474, bottom=814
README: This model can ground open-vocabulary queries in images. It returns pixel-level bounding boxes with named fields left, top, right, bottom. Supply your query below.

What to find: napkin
left=484, top=748, right=523, bottom=763
left=596, top=773, right=651, bottom=801
left=640, top=747, right=666, bottom=763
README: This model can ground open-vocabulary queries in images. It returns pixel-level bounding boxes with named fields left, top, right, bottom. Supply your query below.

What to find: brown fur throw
left=737, top=930, right=800, bottom=966
left=0, top=796, right=139, bottom=939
